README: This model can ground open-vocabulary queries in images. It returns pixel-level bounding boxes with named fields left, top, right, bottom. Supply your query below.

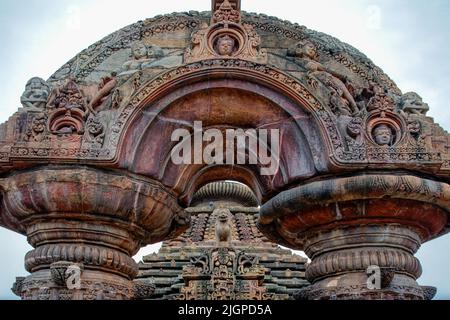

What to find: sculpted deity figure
left=215, top=35, right=236, bottom=56
left=373, top=124, right=394, bottom=146
left=21, top=77, right=51, bottom=110
left=288, top=40, right=358, bottom=115
left=401, top=92, right=430, bottom=116
left=215, top=208, right=232, bottom=246
left=119, top=42, right=164, bottom=76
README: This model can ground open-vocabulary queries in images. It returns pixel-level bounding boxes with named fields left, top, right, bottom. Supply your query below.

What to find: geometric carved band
left=305, top=248, right=422, bottom=282
left=24, top=244, right=138, bottom=279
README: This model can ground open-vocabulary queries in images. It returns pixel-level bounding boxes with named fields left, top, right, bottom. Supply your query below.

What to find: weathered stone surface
left=0, top=0, right=449, bottom=300
left=137, top=181, right=308, bottom=300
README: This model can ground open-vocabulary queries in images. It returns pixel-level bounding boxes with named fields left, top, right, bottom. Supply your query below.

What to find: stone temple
left=1, top=0, right=450, bottom=300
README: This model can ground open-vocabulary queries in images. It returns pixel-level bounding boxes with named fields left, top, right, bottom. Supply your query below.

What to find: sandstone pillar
left=2, top=167, right=187, bottom=300
left=259, top=174, right=449, bottom=300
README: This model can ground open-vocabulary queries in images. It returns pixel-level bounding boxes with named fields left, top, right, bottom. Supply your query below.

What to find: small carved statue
left=25, top=113, right=47, bottom=142
left=119, top=41, right=164, bottom=76
left=401, top=92, right=430, bottom=116
left=47, top=77, right=89, bottom=113
left=215, top=208, right=232, bottom=246
left=373, top=124, right=394, bottom=146
left=288, top=40, right=358, bottom=115
left=84, top=118, right=105, bottom=148
left=215, top=35, right=236, bottom=56
left=21, top=77, right=51, bottom=110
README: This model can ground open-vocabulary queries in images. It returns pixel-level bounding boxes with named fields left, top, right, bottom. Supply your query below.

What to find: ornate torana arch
left=1, top=0, right=450, bottom=300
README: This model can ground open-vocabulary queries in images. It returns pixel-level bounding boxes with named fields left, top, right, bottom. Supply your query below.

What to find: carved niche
left=184, top=0, right=267, bottom=64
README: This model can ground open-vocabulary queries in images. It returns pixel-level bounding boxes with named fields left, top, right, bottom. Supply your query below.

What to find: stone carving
left=2, top=1, right=450, bottom=302
left=11, top=277, right=25, bottom=297
left=215, top=208, right=232, bottom=245
left=372, top=123, right=395, bottom=147
left=212, top=0, right=241, bottom=24
left=50, top=261, right=84, bottom=288
left=24, top=113, right=47, bottom=142
left=89, top=73, right=118, bottom=111
left=84, top=117, right=105, bottom=148
left=47, top=78, right=90, bottom=135
left=178, top=247, right=268, bottom=300
left=137, top=182, right=305, bottom=300
left=21, top=77, right=51, bottom=110
left=288, top=40, right=358, bottom=115
left=132, top=279, right=155, bottom=300
left=119, top=41, right=164, bottom=76
left=401, top=92, right=430, bottom=116
left=184, top=1, right=266, bottom=63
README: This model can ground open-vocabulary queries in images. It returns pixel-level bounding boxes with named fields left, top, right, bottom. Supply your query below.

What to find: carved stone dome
left=191, top=181, right=259, bottom=207
left=48, top=11, right=401, bottom=100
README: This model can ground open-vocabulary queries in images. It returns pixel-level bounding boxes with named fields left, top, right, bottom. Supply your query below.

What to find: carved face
left=215, top=209, right=230, bottom=222
left=32, top=116, right=46, bottom=133
left=88, top=121, right=103, bottom=135
left=29, top=78, right=43, bottom=90
left=216, top=36, right=235, bottom=56
left=373, top=124, right=393, bottom=146
left=303, top=42, right=317, bottom=59
left=132, top=43, right=148, bottom=60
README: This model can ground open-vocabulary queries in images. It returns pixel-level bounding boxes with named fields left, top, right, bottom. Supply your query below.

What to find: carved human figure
left=401, top=92, right=430, bottom=116
left=288, top=40, right=358, bottom=114
left=215, top=35, right=236, bottom=56
left=120, top=42, right=164, bottom=76
left=373, top=124, right=394, bottom=146
left=215, top=209, right=232, bottom=246
left=25, top=113, right=47, bottom=142
left=21, top=77, right=51, bottom=110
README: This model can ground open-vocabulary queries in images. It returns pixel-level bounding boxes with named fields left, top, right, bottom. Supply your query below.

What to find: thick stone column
left=1, top=167, right=188, bottom=300
left=259, top=174, right=450, bottom=300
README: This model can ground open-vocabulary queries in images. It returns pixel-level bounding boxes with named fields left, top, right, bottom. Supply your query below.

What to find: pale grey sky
left=0, top=0, right=449, bottom=300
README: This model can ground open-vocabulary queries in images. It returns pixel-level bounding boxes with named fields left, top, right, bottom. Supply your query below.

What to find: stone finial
left=185, top=0, right=266, bottom=64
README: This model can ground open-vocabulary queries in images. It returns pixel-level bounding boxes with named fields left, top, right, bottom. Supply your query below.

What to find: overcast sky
left=0, top=0, right=449, bottom=300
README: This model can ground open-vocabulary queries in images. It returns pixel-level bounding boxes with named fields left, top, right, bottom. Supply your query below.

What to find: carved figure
left=120, top=42, right=164, bottom=76
left=373, top=124, right=394, bottom=146
left=288, top=40, right=358, bottom=114
left=21, top=77, right=51, bottom=110
left=215, top=209, right=232, bottom=245
left=25, top=113, right=47, bottom=142
left=84, top=118, right=105, bottom=148
left=89, top=73, right=118, bottom=111
left=401, top=92, right=430, bottom=116
left=47, top=78, right=89, bottom=113
left=215, top=35, right=236, bottom=56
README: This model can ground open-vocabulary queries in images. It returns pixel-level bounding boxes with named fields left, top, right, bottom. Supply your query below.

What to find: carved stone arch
left=114, top=61, right=341, bottom=198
